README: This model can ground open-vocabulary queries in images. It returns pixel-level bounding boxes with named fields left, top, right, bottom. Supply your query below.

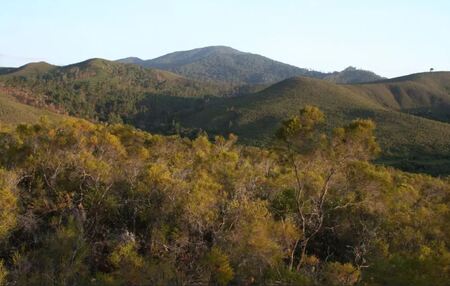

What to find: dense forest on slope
left=117, top=46, right=385, bottom=85
left=0, top=108, right=448, bottom=285
left=0, top=59, right=230, bottom=122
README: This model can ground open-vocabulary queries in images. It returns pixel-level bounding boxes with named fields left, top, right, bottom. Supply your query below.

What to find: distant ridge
left=115, top=57, right=146, bottom=65
left=324, top=66, right=384, bottom=84
left=117, top=46, right=385, bottom=84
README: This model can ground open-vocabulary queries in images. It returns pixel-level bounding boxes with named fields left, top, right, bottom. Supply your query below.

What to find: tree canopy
left=0, top=108, right=448, bottom=285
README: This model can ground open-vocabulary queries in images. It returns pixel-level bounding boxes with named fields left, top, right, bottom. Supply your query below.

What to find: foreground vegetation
left=0, top=107, right=448, bottom=285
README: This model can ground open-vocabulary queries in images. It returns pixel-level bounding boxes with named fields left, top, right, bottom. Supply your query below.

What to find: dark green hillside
left=119, top=46, right=326, bottom=84
left=118, top=46, right=384, bottom=84
left=0, top=59, right=229, bottom=122
left=0, top=67, right=16, bottom=75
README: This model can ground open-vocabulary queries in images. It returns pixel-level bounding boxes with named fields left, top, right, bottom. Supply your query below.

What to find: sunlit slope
left=0, top=92, right=63, bottom=125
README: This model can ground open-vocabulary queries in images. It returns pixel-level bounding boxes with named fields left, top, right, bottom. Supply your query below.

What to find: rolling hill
left=171, top=74, right=450, bottom=175
left=354, top=72, right=450, bottom=122
left=0, top=58, right=230, bottom=122
left=0, top=92, right=64, bottom=125
left=117, top=46, right=384, bottom=84
left=324, top=66, right=385, bottom=84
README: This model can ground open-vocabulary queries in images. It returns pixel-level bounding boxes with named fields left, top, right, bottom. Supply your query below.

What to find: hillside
left=0, top=92, right=64, bottom=125
left=324, top=66, right=385, bottom=83
left=174, top=75, right=450, bottom=175
left=0, top=67, right=16, bottom=75
left=118, top=46, right=384, bottom=84
left=0, top=59, right=230, bottom=122
left=354, top=72, right=450, bottom=122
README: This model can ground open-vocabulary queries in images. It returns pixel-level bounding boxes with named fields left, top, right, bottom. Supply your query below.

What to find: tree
left=275, top=106, right=379, bottom=272
left=0, top=169, right=17, bottom=239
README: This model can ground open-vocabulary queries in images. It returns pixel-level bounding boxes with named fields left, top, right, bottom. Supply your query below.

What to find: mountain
left=117, top=46, right=385, bottom=84
left=119, top=46, right=325, bottom=84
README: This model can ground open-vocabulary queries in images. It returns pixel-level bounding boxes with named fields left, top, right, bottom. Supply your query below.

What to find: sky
left=1, top=0, right=449, bottom=78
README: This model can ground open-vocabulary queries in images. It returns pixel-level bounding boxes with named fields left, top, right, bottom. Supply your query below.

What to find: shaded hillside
left=117, top=46, right=384, bottom=84
left=0, top=59, right=230, bottom=122
left=0, top=67, right=16, bottom=75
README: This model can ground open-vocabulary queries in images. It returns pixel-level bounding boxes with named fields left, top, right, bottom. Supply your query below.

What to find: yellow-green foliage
left=323, top=262, right=360, bottom=286
left=0, top=260, right=7, bottom=286
left=0, top=169, right=17, bottom=239
left=0, top=113, right=447, bottom=285
left=205, top=247, right=234, bottom=285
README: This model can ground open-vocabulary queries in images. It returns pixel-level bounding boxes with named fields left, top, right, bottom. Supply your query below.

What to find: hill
left=0, top=67, right=16, bottom=75
left=324, top=66, right=384, bottom=83
left=117, top=46, right=384, bottom=84
left=354, top=72, right=450, bottom=122
left=0, top=91, right=64, bottom=125
left=173, top=75, right=450, bottom=175
left=0, top=58, right=230, bottom=123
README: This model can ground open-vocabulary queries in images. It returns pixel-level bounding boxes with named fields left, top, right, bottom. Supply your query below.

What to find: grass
left=0, top=93, right=64, bottom=125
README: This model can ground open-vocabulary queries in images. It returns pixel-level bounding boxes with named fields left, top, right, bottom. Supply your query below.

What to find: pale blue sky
left=1, top=0, right=449, bottom=77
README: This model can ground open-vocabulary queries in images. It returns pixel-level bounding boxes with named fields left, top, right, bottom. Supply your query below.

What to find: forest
left=0, top=107, right=448, bottom=285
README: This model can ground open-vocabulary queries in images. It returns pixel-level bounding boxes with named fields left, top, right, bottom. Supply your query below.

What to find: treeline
left=0, top=107, right=448, bottom=285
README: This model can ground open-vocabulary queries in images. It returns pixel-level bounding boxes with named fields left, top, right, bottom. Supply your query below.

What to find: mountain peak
left=116, top=46, right=324, bottom=84
left=189, top=45, right=241, bottom=54
left=9, top=61, right=56, bottom=76
left=116, top=57, right=145, bottom=65
left=343, top=66, right=357, bottom=72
